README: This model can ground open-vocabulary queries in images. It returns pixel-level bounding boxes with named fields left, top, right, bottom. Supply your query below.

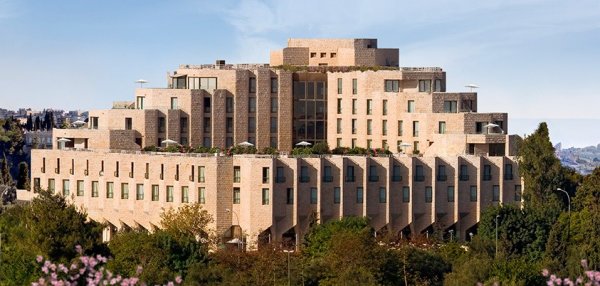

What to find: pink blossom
left=75, top=245, right=83, bottom=255
left=175, top=276, right=182, bottom=284
left=42, top=266, right=49, bottom=274
left=542, top=269, right=550, bottom=277
left=36, top=255, right=44, bottom=263
left=136, top=265, right=143, bottom=275
left=581, top=259, right=589, bottom=269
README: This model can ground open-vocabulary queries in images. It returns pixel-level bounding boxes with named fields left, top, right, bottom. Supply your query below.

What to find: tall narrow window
left=233, top=166, right=241, bottom=183
left=181, top=186, right=189, bottom=203
left=402, top=186, right=410, bottom=202
left=106, top=182, right=114, bottom=198
left=310, top=188, right=318, bottom=204
left=356, top=187, right=363, bottom=203
left=366, top=99, right=373, bottom=115
left=492, top=185, right=500, bottom=202
left=270, top=117, right=278, bottom=133
left=514, top=185, right=522, bottom=202
left=170, top=97, right=178, bottom=109
left=447, top=186, right=455, bottom=202
left=77, top=180, right=84, bottom=196
left=226, top=97, right=234, bottom=113
left=233, top=188, right=240, bottom=204
left=346, top=165, right=355, bottom=182
left=415, top=165, right=424, bottom=181
left=198, top=187, right=206, bottom=204
left=92, top=181, right=99, bottom=197
left=166, top=186, right=174, bottom=202
left=271, top=97, right=278, bottom=113
left=398, top=120, right=403, bottom=136
left=271, top=78, right=278, bottom=93
left=300, top=166, right=310, bottom=183
left=352, top=78, right=357, bottom=94
left=198, top=166, right=205, bottom=182
left=152, top=185, right=159, bottom=201
left=483, top=165, right=492, bottom=181
left=121, top=183, right=129, bottom=200
left=249, top=78, right=256, bottom=93
left=125, top=118, right=132, bottom=130
left=382, top=100, right=388, bottom=115
left=262, top=167, right=270, bottom=184
left=352, top=119, right=357, bottom=134
left=337, top=118, right=342, bottom=134
left=382, top=120, right=387, bottom=135
left=352, top=99, right=357, bottom=114
left=425, top=186, right=433, bottom=203
left=367, top=119, right=372, bottom=135
left=504, top=164, right=514, bottom=180
left=437, top=165, right=447, bottom=181
left=439, top=121, right=446, bottom=134
left=419, top=80, right=431, bottom=92
left=48, top=178, right=55, bottom=193
left=136, top=184, right=144, bottom=200
left=334, top=187, right=340, bottom=204
left=470, top=185, right=478, bottom=202
left=379, top=187, right=386, bottom=203
left=248, top=97, right=256, bottom=113
left=460, top=164, right=469, bottom=181
left=337, top=98, right=342, bottom=114
left=413, top=121, right=419, bottom=137
left=369, top=165, right=378, bottom=182
left=286, top=188, right=293, bottom=204
left=337, top=78, right=343, bottom=94
left=248, top=117, right=256, bottom=133
left=408, top=100, right=415, bottom=113
left=276, top=166, right=285, bottom=183
left=62, top=179, right=70, bottom=196
left=434, top=79, right=443, bottom=92
left=392, top=165, right=402, bottom=182
left=262, top=188, right=269, bottom=205
left=158, top=117, right=165, bottom=133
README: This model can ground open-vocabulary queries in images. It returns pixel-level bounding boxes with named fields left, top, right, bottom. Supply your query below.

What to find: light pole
left=225, top=208, right=242, bottom=250
left=556, top=188, right=571, bottom=240
left=283, top=249, right=294, bottom=286
left=449, top=229, right=454, bottom=241
left=495, top=214, right=500, bottom=258
left=469, top=232, right=474, bottom=241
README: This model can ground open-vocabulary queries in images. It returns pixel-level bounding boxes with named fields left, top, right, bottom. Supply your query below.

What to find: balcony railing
left=322, top=176, right=333, bottom=182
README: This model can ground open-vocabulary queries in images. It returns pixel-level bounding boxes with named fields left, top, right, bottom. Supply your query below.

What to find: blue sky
left=1, top=0, right=599, bottom=147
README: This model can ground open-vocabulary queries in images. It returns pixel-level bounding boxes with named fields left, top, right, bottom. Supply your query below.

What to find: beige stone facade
left=30, top=38, right=522, bottom=246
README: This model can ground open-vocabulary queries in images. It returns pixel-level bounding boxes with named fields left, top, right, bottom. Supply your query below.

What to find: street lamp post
left=449, top=229, right=454, bottom=241
left=556, top=188, right=571, bottom=240
left=495, top=214, right=500, bottom=258
left=283, top=249, right=294, bottom=286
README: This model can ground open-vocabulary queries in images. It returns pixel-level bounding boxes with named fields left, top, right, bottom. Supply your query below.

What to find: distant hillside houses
left=555, top=143, right=600, bottom=174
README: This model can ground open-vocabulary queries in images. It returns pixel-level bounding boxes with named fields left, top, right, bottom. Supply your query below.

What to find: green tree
left=160, top=203, right=214, bottom=241
left=0, top=153, right=12, bottom=185
left=16, top=161, right=29, bottom=190
left=0, top=205, right=40, bottom=285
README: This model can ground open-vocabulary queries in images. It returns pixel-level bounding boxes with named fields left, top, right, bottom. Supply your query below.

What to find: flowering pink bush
left=543, top=260, right=600, bottom=286
left=32, top=246, right=182, bottom=286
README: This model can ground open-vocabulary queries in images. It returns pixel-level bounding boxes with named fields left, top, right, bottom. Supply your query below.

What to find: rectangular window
left=152, top=185, right=159, bottom=201
left=300, top=166, right=310, bottom=183
left=334, top=187, right=341, bottom=204
left=181, top=186, right=189, bottom=203
left=323, top=166, right=333, bottom=182
left=476, top=122, right=485, bottom=134
left=249, top=78, right=256, bottom=93
left=352, top=119, right=357, bottom=134
left=166, top=186, right=174, bottom=202
left=398, top=120, right=403, bottom=136
left=356, top=187, right=364, bottom=203
left=460, top=164, right=469, bottom=181
left=204, top=96, right=212, bottom=114
left=514, top=185, right=522, bottom=202
left=414, top=141, right=420, bottom=152
left=226, top=97, right=234, bottom=113
left=337, top=78, right=342, bottom=94
left=434, top=79, right=443, bottom=92
left=91, top=117, right=99, bottom=129
left=259, top=188, right=269, bottom=205
left=382, top=120, right=387, bottom=135
left=392, top=165, right=402, bottom=182
left=199, top=187, right=206, bottom=204
left=369, top=165, right=379, bottom=182
left=106, top=182, right=114, bottom=198
left=366, top=99, right=373, bottom=115
left=447, top=186, right=455, bottom=202
left=158, top=117, right=165, bottom=133
left=248, top=117, right=256, bottom=133
left=492, top=185, right=500, bottom=202
left=367, top=119, right=372, bottom=135
left=413, top=121, right=419, bottom=137
left=136, top=96, right=144, bottom=109
left=180, top=117, right=188, bottom=134
left=402, top=186, right=410, bottom=203
left=437, top=165, right=447, bottom=181
left=125, top=117, right=132, bottom=130
left=310, top=187, right=318, bottom=204
left=271, top=78, right=278, bottom=93
left=233, top=188, right=240, bottom=204
left=336, top=138, right=341, bottom=148
left=226, top=117, right=234, bottom=133
left=379, top=187, right=386, bottom=203
left=351, top=138, right=356, bottom=148
left=352, top=78, right=357, bottom=94
left=425, top=186, right=433, bottom=203
left=270, top=117, right=278, bottom=133
left=47, top=178, right=55, bottom=192
left=248, top=97, right=256, bottom=113
left=262, top=167, right=270, bottom=184
left=419, top=80, right=431, bottom=92
left=504, top=164, right=514, bottom=180
left=483, top=165, right=492, bottom=181
left=286, top=188, right=293, bottom=204
left=76, top=180, right=84, bottom=196
left=439, top=121, right=446, bottom=134
left=198, top=166, right=205, bottom=183
left=203, top=117, right=211, bottom=133
left=415, top=165, right=424, bottom=181
left=384, top=80, right=400, bottom=92
left=276, top=167, right=285, bottom=183
left=408, top=100, right=415, bottom=113
left=136, top=184, right=144, bottom=200
left=233, top=166, right=241, bottom=183
left=470, top=185, right=478, bottom=202
left=346, top=165, right=355, bottom=182
left=62, top=179, right=70, bottom=196
left=444, top=101, right=457, bottom=113
left=170, top=97, right=178, bottom=110
left=336, top=118, right=342, bottom=134
left=352, top=99, right=357, bottom=114
left=92, top=181, right=99, bottom=197
left=121, top=183, right=129, bottom=200
left=271, top=97, right=278, bottom=113
left=382, top=100, right=388, bottom=115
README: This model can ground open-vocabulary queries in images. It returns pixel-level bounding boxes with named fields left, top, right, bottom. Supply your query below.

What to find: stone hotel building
left=30, top=38, right=522, bottom=246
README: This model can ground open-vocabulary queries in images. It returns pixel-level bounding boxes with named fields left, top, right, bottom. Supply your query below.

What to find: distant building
left=30, top=38, right=522, bottom=247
